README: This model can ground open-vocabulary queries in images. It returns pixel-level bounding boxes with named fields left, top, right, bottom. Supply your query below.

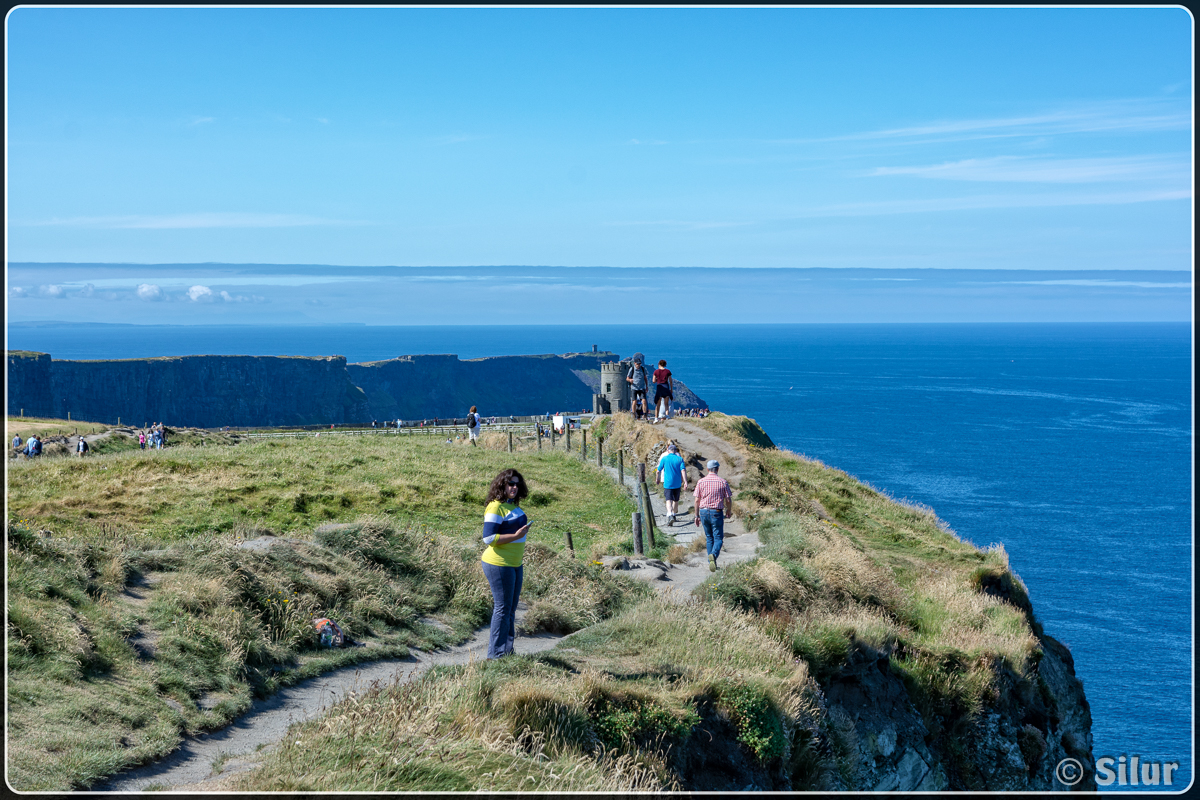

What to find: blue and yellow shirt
left=481, top=500, right=527, bottom=567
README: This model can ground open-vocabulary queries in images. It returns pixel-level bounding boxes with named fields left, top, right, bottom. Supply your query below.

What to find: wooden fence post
left=641, top=481, right=657, bottom=547
left=581, top=430, right=587, bottom=460
left=597, top=439, right=603, bottom=467
left=632, top=512, right=643, bottom=555
left=566, top=426, right=571, bottom=452
left=618, top=450, right=624, bottom=485
left=564, top=527, right=574, bottom=554
left=537, top=424, right=543, bottom=450
left=508, top=432, right=513, bottom=453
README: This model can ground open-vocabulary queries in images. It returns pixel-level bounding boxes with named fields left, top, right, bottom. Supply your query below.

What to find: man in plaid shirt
left=693, top=459, right=732, bottom=571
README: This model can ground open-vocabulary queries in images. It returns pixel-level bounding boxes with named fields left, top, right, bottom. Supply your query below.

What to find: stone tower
left=594, top=359, right=632, bottom=414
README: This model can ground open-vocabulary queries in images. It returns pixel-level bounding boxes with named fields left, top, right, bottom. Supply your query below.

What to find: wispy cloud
left=136, top=283, right=164, bottom=301
left=187, top=116, right=215, bottom=126
left=793, top=188, right=1190, bottom=218
left=603, top=219, right=753, bottom=230
left=626, top=139, right=669, bottom=146
left=869, top=155, right=1190, bottom=184
left=22, top=212, right=368, bottom=229
left=38, top=284, right=67, bottom=299
left=775, top=100, right=1190, bottom=146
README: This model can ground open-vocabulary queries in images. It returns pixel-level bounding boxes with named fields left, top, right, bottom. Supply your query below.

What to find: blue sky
left=4, top=7, right=1193, bottom=324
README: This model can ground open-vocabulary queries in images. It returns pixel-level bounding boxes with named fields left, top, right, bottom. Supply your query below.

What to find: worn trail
left=96, top=419, right=761, bottom=791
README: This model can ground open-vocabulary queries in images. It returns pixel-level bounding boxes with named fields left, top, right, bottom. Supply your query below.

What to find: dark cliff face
left=6, top=350, right=709, bottom=427
left=7, top=352, right=54, bottom=417
left=7, top=354, right=369, bottom=428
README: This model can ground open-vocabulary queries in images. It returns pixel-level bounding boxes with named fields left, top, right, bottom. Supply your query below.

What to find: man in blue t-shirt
left=656, top=442, right=690, bottom=526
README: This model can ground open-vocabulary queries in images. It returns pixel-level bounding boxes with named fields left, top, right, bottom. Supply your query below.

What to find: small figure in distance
left=481, top=469, right=531, bottom=659
left=652, top=359, right=674, bottom=423
left=138, top=430, right=146, bottom=450
left=77, top=437, right=89, bottom=457
left=467, top=405, right=481, bottom=447
left=693, top=459, right=733, bottom=571
left=656, top=442, right=689, bottom=526
left=626, top=353, right=650, bottom=422
left=12, top=433, right=22, bottom=451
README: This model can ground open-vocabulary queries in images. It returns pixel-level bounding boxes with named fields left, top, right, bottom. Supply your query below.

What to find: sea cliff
left=6, top=352, right=367, bottom=428
left=6, top=350, right=707, bottom=427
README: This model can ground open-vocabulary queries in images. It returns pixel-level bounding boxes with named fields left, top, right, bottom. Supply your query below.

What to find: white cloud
left=188, top=116, right=215, bottom=126
left=137, top=283, right=165, bottom=301
left=869, top=155, right=1190, bottom=184
left=187, top=285, right=215, bottom=302
left=9, top=286, right=28, bottom=297
left=80, top=283, right=96, bottom=297
left=39, top=284, right=67, bottom=298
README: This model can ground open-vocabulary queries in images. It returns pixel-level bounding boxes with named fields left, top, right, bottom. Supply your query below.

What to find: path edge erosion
left=95, top=417, right=758, bottom=792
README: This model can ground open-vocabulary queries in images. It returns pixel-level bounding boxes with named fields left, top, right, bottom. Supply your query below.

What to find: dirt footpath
left=96, top=419, right=762, bottom=791
left=602, top=417, right=758, bottom=602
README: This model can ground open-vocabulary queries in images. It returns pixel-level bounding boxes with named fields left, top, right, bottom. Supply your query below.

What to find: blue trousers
left=700, top=508, right=725, bottom=561
left=481, top=562, right=523, bottom=659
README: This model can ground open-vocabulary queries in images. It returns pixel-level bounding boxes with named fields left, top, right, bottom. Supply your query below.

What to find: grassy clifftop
left=5, top=414, right=1092, bottom=791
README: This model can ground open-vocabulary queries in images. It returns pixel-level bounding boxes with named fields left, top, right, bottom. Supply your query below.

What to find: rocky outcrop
left=347, top=351, right=707, bottom=421
left=823, top=636, right=1094, bottom=791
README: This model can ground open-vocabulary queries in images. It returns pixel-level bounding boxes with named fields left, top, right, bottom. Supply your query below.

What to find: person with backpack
left=77, top=437, right=89, bottom=457
left=626, top=353, right=650, bottom=421
left=467, top=406, right=481, bottom=446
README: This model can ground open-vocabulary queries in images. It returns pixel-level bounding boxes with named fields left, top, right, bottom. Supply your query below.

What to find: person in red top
left=693, top=459, right=733, bottom=571
left=652, top=360, right=674, bottom=423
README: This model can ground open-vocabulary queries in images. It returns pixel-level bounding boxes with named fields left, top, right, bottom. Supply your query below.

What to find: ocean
left=7, top=321, right=1193, bottom=789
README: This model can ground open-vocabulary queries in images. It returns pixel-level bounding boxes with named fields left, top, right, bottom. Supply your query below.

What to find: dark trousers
left=481, top=561, right=523, bottom=659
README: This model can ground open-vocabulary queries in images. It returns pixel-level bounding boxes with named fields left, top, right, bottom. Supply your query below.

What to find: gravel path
left=96, top=419, right=761, bottom=791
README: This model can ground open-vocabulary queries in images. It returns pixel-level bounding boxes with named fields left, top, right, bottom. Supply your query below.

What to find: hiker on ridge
left=652, top=359, right=674, bottom=423
left=656, top=442, right=689, bottom=526
left=626, top=353, right=649, bottom=421
left=694, top=459, right=732, bottom=572
left=467, top=406, right=482, bottom=446
left=481, top=469, right=531, bottom=660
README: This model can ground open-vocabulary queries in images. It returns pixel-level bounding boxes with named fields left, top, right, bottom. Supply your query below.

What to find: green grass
left=233, top=598, right=819, bottom=792
left=5, top=433, right=647, bottom=791
left=7, top=412, right=1053, bottom=791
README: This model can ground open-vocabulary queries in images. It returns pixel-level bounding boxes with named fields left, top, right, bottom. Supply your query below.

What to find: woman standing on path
left=481, top=469, right=531, bottom=659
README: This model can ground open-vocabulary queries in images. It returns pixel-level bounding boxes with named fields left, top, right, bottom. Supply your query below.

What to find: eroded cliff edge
left=6, top=350, right=707, bottom=427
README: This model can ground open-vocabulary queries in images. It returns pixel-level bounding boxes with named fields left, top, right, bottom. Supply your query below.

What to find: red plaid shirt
left=693, top=473, right=732, bottom=510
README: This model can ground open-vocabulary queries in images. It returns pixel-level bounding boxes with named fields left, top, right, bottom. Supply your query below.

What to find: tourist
left=12, top=433, right=22, bottom=450
left=467, top=405, right=481, bottom=447
left=626, top=353, right=649, bottom=421
left=138, top=431, right=146, bottom=450
left=652, top=359, right=674, bottom=422
left=25, top=435, right=40, bottom=458
left=480, top=469, right=531, bottom=659
left=693, top=460, right=733, bottom=571
left=76, top=437, right=89, bottom=457
left=656, top=442, right=689, bottom=525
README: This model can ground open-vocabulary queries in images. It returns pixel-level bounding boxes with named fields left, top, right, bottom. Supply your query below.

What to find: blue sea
left=7, top=321, right=1193, bottom=789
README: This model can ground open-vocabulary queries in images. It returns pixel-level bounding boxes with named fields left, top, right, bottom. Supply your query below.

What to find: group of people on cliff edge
left=626, top=353, right=676, bottom=423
